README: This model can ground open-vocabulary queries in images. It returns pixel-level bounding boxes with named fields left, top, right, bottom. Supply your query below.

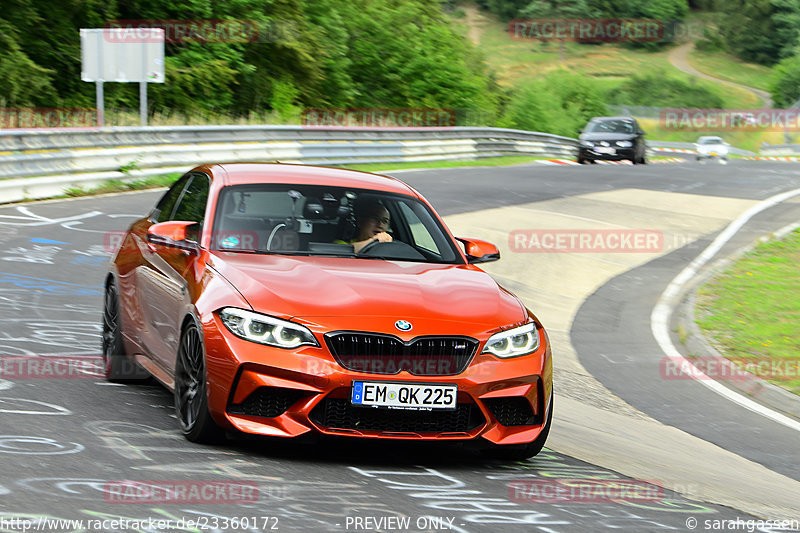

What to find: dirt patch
left=461, top=3, right=485, bottom=45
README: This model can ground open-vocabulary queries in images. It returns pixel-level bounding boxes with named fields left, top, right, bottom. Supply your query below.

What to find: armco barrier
left=0, top=126, right=578, bottom=203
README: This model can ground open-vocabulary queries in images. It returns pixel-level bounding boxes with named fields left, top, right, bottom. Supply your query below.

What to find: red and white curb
left=539, top=158, right=685, bottom=166
left=652, top=147, right=696, bottom=154
left=744, top=156, right=800, bottom=162
left=540, top=159, right=580, bottom=166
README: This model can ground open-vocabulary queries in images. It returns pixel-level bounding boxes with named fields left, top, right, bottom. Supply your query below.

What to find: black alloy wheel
left=174, top=322, right=221, bottom=443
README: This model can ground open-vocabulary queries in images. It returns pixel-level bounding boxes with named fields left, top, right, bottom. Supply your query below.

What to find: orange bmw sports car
left=103, top=163, right=553, bottom=459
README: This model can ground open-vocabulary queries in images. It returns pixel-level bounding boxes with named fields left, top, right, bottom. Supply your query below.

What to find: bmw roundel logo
left=394, top=320, right=413, bottom=332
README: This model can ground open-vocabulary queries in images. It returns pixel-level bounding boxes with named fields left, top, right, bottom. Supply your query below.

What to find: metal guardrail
left=0, top=126, right=579, bottom=203
left=647, top=140, right=755, bottom=157
left=0, top=124, right=759, bottom=203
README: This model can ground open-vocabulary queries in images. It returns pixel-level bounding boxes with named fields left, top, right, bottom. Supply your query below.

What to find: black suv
left=578, top=117, right=647, bottom=164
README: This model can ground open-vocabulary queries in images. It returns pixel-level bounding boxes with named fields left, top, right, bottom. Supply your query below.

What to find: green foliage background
left=607, top=71, right=725, bottom=108
left=0, top=0, right=500, bottom=122
left=499, top=70, right=607, bottom=136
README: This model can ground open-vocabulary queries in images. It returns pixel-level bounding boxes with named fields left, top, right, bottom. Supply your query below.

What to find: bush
left=500, top=70, right=607, bottom=137
left=694, top=27, right=725, bottom=52
left=607, top=71, right=725, bottom=108
left=769, top=54, right=800, bottom=108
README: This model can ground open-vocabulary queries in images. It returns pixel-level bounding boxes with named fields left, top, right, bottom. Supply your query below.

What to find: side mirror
left=457, top=237, right=500, bottom=264
left=147, top=221, right=199, bottom=254
left=578, top=129, right=584, bottom=134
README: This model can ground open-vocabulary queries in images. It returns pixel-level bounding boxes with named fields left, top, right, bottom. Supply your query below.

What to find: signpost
left=80, top=28, right=165, bottom=126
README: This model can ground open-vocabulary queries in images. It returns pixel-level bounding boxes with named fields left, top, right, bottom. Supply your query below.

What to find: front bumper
left=579, top=146, right=636, bottom=161
left=697, top=151, right=727, bottom=159
left=202, top=314, right=553, bottom=446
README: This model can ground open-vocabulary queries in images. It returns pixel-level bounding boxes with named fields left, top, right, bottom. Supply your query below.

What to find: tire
left=174, top=321, right=223, bottom=443
left=482, top=392, right=553, bottom=461
left=102, top=280, right=150, bottom=382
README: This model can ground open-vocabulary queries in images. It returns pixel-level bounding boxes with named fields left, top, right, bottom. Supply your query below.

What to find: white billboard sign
left=80, top=28, right=165, bottom=83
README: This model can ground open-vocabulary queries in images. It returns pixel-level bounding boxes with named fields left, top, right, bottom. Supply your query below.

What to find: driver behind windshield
left=337, top=198, right=393, bottom=252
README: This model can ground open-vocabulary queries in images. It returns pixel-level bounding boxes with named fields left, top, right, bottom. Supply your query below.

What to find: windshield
left=586, top=119, right=636, bottom=134
left=699, top=137, right=724, bottom=145
left=211, top=184, right=463, bottom=264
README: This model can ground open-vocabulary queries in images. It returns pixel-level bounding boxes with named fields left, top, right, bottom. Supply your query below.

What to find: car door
left=137, top=172, right=210, bottom=373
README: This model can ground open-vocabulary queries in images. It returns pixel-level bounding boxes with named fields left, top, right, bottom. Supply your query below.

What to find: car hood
left=580, top=132, right=638, bottom=142
left=208, top=253, right=526, bottom=334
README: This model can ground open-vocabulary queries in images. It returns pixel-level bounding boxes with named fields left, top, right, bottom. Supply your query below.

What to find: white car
left=695, top=136, right=729, bottom=162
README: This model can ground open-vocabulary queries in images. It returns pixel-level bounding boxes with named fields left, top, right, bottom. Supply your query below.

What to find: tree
left=718, top=0, right=800, bottom=65
left=0, top=17, right=56, bottom=106
left=500, top=70, right=606, bottom=136
left=770, top=54, right=800, bottom=107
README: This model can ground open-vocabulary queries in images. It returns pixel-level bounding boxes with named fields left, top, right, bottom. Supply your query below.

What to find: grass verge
left=59, top=173, right=182, bottom=198
left=451, top=5, right=759, bottom=109
left=696, top=229, right=800, bottom=396
left=687, top=48, right=772, bottom=93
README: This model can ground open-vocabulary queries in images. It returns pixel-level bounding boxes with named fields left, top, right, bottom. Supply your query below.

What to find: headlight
left=219, top=308, right=319, bottom=349
left=482, top=322, right=540, bottom=358
left=580, top=141, right=594, bottom=147
left=616, top=140, right=633, bottom=148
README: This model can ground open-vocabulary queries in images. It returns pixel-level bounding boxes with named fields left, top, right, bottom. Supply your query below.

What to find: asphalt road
left=0, top=159, right=798, bottom=532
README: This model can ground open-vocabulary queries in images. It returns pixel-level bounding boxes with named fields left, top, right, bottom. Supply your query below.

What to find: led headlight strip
left=220, top=307, right=319, bottom=349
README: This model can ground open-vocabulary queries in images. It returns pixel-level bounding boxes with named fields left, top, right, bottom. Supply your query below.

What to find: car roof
left=195, top=162, right=419, bottom=196
left=697, top=136, right=724, bottom=142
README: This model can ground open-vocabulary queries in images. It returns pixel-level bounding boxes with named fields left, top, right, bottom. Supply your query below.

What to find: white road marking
left=651, top=187, right=800, bottom=433
left=0, top=206, right=102, bottom=226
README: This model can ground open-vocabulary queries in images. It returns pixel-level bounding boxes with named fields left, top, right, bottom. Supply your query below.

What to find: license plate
left=351, top=381, right=457, bottom=410
left=595, top=147, right=616, bottom=154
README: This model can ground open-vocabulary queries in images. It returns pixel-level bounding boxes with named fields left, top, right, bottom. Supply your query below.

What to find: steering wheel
left=357, top=240, right=427, bottom=261
left=357, top=238, right=381, bottom=255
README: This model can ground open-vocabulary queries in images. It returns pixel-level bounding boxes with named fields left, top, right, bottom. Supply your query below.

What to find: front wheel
left=174, top=322, right=222, bottom=443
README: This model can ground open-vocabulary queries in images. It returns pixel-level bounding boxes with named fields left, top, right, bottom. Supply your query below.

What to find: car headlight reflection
left=482, top=322, right=540, bottom=358
left=219, top=307, right=319, bottom=349
left=616, top=140, right=633, bottom=148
